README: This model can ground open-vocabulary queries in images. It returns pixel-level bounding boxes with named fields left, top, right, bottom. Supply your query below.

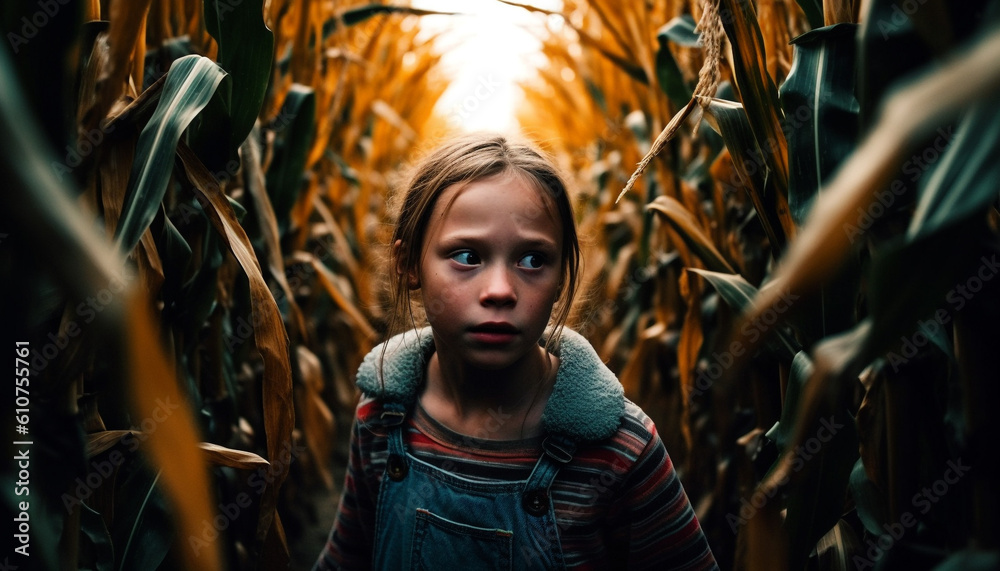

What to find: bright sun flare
left=412, top=0, right=562, bottom=134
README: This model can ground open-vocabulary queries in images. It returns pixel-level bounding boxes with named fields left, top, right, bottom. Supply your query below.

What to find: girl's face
left=415, top=172, right=564, bottom=372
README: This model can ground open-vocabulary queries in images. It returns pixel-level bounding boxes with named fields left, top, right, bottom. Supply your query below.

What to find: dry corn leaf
left=200, top=442, right=271, bottom=469
left=176, top=142, right=294, bottom=546
left=647, top=194, right=736, bottom=273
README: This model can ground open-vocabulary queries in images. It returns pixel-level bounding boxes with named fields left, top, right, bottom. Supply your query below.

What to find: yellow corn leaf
left=297, top=345, right=335, bottom=489
left=647, top=194, right=736, bottom=273
left=87, top=0, right=153, bottom=133
left=241, top=135, right=308, bottom=340
left=199, top=442, right=271, bottom=470
left=293, top=250, right=377, bottom=341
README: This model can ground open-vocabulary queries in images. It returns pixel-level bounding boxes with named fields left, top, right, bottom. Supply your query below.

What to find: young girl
left=314, top=133, right=717, bottom=570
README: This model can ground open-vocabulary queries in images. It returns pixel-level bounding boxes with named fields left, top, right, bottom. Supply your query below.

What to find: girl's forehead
left=436, top=171, right=558, bottom=218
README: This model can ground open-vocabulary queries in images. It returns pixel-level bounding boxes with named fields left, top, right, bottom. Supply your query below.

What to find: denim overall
left=372, top=402, right=576, bottom=570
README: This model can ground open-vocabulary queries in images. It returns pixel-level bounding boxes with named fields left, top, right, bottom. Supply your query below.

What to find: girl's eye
left=450, top=251, right=481, bottom=266
left=517, top=253, right=546, bottom=270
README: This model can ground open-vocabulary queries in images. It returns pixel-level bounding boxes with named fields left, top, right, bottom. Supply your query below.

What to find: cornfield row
left=2, top=0, right=999, bottom=570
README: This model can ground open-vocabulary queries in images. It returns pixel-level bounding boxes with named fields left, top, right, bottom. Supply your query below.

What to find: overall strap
left=381, top=401, right=409, bottom=481
left=522, top=434, right=577, bottom=516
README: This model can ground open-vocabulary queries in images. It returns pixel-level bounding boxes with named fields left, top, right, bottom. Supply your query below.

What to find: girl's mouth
left=469, top=322, right=519, bottom=343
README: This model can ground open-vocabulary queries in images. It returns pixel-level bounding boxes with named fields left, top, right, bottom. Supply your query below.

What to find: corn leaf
left=849, top=457, right=889, bottom=536
left=856, top=0, right=935, bottom=128
left=660, top=14, right=701, bottom=46
left=795, top=0, right=824, bottom=30
left=266, top=85, right=316, bottom=234
left=646, top=195, right=735, bottom=273
left=689, top=268, right=799, bottom=359
left=200, top=442, right=271, bottom=469
left=176, top=143, right=294, bottom=549
left=761, top=327, right=862, bottom=570
left=778, top=23, right=862, bottom=343
left=204, top=0, right=274, bottom=152
left=704, top=98, right=793, bottom=252
left=115, top=55, right=229, bottom=255
left=655, top=18, right=696, bottom=110
left=778, top=23, right=859, bottom=226
left=745, top=24, right=1000, bottom=336
left=718, top=0, right=789, bottom=194
left=85, top=0, right=152, bottom=132
left=79, top=503, right=114, bottom=571
left=118, top=470, right=172, bottom=571
left=127, top=295, right=220, bottom=571
left=865, top=103, right=1000, bottom=359
left=242, top=132, right=308, bottom=339
left=322, top=4, right=459, bottom=38
left=0, top=49, right=122, bottom=303
left=763, top=350, right=814, bottom=450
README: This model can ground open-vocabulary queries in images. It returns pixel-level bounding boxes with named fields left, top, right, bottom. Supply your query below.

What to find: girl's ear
left=393, top=240, right=420, bottom=289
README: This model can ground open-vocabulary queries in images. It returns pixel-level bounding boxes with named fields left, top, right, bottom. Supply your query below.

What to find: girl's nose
left=480, top=265, right=517, bottom=306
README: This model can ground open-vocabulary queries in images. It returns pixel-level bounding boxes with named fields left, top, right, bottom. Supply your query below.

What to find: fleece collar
left=356, top=327, right=624, bottom=442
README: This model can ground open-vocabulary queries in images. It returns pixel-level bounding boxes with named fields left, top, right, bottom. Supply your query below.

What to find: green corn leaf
left=795, top=0, right=824, bottom=30
left=857, top=0, right=935, bottom=129
left=655, top=21, right=694, bottom=110
left=866, top=103, right=1000, bottom=360
left=266, top=84, right=316, bottom=235
left=79, top=502, right=114, bottom=571
left=114, top=55, right=229, bottom=255
left=764, top=350, right=814, bottom=449
left=779, top=23, right=860, bottom=225
left=779, top=23, right=862, bottom=343
left=770, top=326, right=863, bottom=570
left=690, top=268, right=800, bottom=359
left=114, top=469, right=173, bottom=571
left=933, top=551, right=1000, bottom=571
left=322, top=4, right=459, bottom=38
left=659, top=14, right=701, bottom=46
left=849, top=457, right=889, bottom=536
left=204, top=0, right=274, bottom=152
left=783, top=415, right=859, bottom=570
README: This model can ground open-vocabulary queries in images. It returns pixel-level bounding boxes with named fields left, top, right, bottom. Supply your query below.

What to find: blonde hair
left=387, top=132, right=581, bottom=352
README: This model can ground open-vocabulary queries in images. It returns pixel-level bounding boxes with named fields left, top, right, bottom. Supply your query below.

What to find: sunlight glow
left=412, top=0, right=561, bottom=135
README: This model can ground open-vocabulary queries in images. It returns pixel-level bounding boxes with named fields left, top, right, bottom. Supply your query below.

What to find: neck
left=420, top=343, right=557, bottom=439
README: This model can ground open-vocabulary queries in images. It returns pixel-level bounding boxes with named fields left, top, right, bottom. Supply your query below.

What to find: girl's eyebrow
left=438, top=233, right=559, bottom=251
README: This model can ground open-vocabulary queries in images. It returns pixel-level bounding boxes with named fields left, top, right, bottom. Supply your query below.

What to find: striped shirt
left=315, top=396, right=718, bottom=570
